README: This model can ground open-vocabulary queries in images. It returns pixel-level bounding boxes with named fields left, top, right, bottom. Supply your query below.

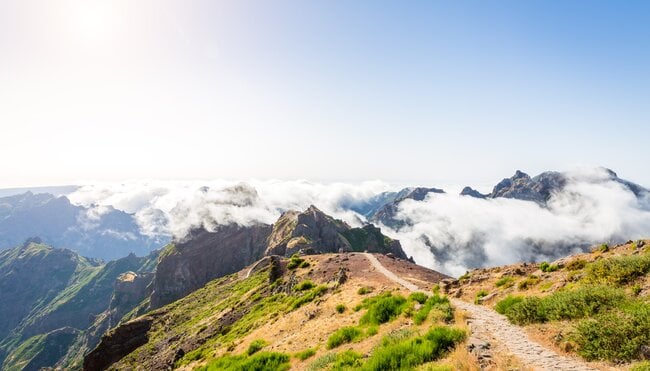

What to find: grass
left=326, top=326, right=364, bottom=349
left=494, top=295, right=524, bottom=315
left=631, top=361, right=650, bottom=371
left=539, top=261, right=559, bottom=272
left=474, top=290, right=489, bottom=304
left=583, top=253, right=650, bottom=285
left=414, top=294, right=451, bottom=325
left=409, top=292, right=428, bottom=304
left=330, top=350, right=363, bottom=370
left=196, top=351, right=290, bottom=371
left=502, top=285, right=627, bottom=325
left=307, top=353, right=337, bottom=371
left=335, top=304, right=346, bottom=313
left=294, top=280, right=316, bottom=291
left=294, top=348, right=317, bottom=361
left=517, top=275, right=540, bottom=290
left=287, top=254, right=308, bottom=270
left=572, top=301, right=650, bottom=362
left=357, top=286, right=373, bottom=295
left=495, top=276, right=514, bottom=288
left=359, top=292, right=407, bottom=325
left=290, top=285, right=328, bottom=310
left=360, top=326, right=466, bottom=370
left=247, top=339, right=268, bottom=355
left=565, top=259, right=587, bottom=271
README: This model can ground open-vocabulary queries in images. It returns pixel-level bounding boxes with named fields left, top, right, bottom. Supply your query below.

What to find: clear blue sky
left=0, top=0, right=648, bottom=187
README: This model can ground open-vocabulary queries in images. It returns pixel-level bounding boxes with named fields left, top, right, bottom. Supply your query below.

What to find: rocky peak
left=460, top=187, right=487, bottom=199
left=370, top=187, right=444, bottom=229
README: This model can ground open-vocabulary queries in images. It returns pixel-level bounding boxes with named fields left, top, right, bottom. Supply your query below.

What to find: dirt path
left=362, top=253, right=597, bottom=371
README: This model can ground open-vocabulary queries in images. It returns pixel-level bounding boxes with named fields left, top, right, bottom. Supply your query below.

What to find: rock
left=460, top=187, right=487, bottom=199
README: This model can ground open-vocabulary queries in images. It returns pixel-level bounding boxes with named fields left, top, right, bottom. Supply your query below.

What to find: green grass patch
left=584, top=253, right=650, bottom=286
left=565, top=259, right=587, bottom=271
left=197, top=351, right=290, bottom=371
left=359, top=292, right=408, bottom=325
left=294, top=280, right=316, bottom=291
left=495, top=276, right=514, bottom=288
left=414, top=294, right=451, bottom=325
left=360, top=326, right=466, bottom=370
left=291, top=285, right=328, bottom=310
left=503, top=286, right=627, bottom=325
left=539, top=261, right=559, bottom=272
left=287, top=254, right=306, bottom=270
left=474, top=290, right=489, bottom=304
left=330, top=350, right=363, bottom=370
left=335, top=304, right=346, bottom=313
left=518, top=275, right=540, bottom=290
left=494, top=295, right=524, bottom=315
left=631, top=360, right=650, bottom=371
left=326, top=326, right=364, bottom=349
left=357, top=286, right=373, bottom=295
left=409, top=292, right=429, bottom=304
left=294, top=348, right=317, bottom=361
left=247, top=339, right=268, bottom=355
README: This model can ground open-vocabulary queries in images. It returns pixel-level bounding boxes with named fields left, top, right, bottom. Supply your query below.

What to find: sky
left=1, top=0, right=649, bottom=188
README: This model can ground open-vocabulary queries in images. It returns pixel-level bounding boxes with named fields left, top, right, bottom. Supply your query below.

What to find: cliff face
left=371, top=187, right=445, bottom=229
left=150, top=224, right=273, bottom=308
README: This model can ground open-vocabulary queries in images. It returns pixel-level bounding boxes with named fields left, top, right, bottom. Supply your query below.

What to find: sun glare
left=71, top=1, right=118, bottom=45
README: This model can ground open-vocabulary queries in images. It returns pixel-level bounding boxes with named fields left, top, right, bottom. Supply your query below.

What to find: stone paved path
left=362, top=253, right=597, bottom=371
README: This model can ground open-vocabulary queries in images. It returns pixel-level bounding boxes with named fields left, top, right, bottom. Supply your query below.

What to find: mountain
left=461, top=168, right=648, bottom=204
left=370, top=187, right=444, bottom=228
left=150, top=205, right=407, bottom=308
left=0, top=192, right=168, bottom=260
left=0, top=241, right=157, bottom=370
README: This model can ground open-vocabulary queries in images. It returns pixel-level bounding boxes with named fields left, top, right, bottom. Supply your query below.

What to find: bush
left=294, top=348, right=316, bottom=361
left=294, top=280, right=316, bottom=291
left=539, top=261, right=558, bottom=272
left=631, top=361, right=650, bottom=371
left=366, top=325, right=378, bottom=336
left=199, top=351, right=290, bottom=371
left=584, top=254, right=650, bottom=285
left=598, top=243, right=610, bottom=252
left=247, top=339, right=268, bottom=355
left=335, top=304, right=346, bottom=313
left=495, top=276, right=514, bottom=288
left=414, top=294, right=452, bottom=324
left=573, top=302, right=650, bottom=362
left=360, top=326, right=465, bottom=370
left=287, top=254, right=305, bottom=270
left=474, top=290, right=489, bottom=304
left=291, top=285, right=328, bottom=310
left=495, top=295, right=524, bottom=315
left=409, top=292, right=428, bottom=304
left=357, top=286, right=373, bottom=295
left=359, top=293, right=407, bottom=325
left=331, top=350, right=362, bottom=369
left=518, top=275, right=540, bottom=290
left=565, top=259, right=587, bottom=271
left=504, top=286, right=627, bottom=325
left=327, top=326, right=363, bottom=349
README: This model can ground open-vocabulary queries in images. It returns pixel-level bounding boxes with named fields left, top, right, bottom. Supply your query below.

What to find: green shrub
left=198, top=351, right=290, bottom=371
left=357, top=286, right=373, bottom=295
left=573, top=302, right=650, bottom=362
left=565, top=259, right=587, bottom=271
left=287, top=254, right=305, bottom=270
left=331, top=350, right=362, bottom=370
left=584, top=254, right=650, bottom=285
left=247, top=339, right=268, bottom=355
left=307, top=352, right=336, bottom=371
left=504, top=286, right=627, bottom=325
left=495, top=295, right=524, bottom=315
left=294, top=348, right=317, bottom=361
left=299, top=260, right=310, bottom=268
left=291, top=285, right=328, bottom=310
left=495, top=276, right=514, bottom=288
left=429, top=302, right=454, bottom=323
left=359, top=293, right=407, bottom=325
left=631, top=360, right=650, bottom=371
left=360, top=326, right=466, bottom=370
left=366, top=325, right=378, bottom=336
left=474, top=290, right=489, bottom=304
left=327, top=326, right=363, bottom=349
left=539, top=261, right=559, bottom=272
left=335, top=304, right=346, bottom=313
left=598, top=243, right=610, bottom=252
left=409, top=292, right=428, bottom=304
left=294, top=280, right=316, bottom=291
left=632, top=285, right=642, bottom=296
left=414, top=294, right=452, bottom=324
left=518, top=275, right=540, bottom=290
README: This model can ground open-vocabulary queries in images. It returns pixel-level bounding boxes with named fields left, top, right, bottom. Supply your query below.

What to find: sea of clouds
left=66, top=168, right=650, bottom=276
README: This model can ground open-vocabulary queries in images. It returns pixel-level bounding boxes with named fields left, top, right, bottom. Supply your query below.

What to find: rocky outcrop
left=460, top=187, right=487, bottom=199
left=150, top=224, right=273, bottom=308
left=488, top=170, right=566, bottom=204
left=83, top=316, right=156, bottom=371
left=371, top=187, right=444, bottom=228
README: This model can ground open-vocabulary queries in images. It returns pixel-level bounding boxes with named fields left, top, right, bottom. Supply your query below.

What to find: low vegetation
left=495, top=276, right=514, bottom=288
left=335, top=304, right=346, bottom=313
left=326, top=326, right=364, bottom=349
left=196, top=351, right=290, bottom=371
left=539, top=261, right=558, bottom=272
left=294, top=347, right=317, bottom=361
left=584, top=253, right=650, bottom=285
left=359, top=292, right=407, bottom=325
left=246, top=339, right=268, bottom=355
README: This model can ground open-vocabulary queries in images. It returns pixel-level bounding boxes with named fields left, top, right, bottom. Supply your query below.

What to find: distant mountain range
left=0, top=192, right=167, bottom=261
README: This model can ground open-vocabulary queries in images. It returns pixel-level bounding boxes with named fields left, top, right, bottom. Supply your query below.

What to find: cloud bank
left=66, top=169, right=650, bottom=276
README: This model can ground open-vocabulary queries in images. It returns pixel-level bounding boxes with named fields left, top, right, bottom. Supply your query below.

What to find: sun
left=70, top=0, right=119, bottom=45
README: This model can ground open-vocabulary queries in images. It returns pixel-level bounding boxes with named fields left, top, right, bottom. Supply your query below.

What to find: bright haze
left=1, top=1, right=649, bottom=187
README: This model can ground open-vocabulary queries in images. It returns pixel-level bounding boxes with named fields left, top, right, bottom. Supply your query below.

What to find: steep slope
left=149, top=206, right=407, bottom=309
left=0, top=242, right=157, bottom=370
left=446, top=239, right=650, bottom=369
left=85, top=253, right=452, bottom=371
left=0, top=192, right=167, bottom=260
